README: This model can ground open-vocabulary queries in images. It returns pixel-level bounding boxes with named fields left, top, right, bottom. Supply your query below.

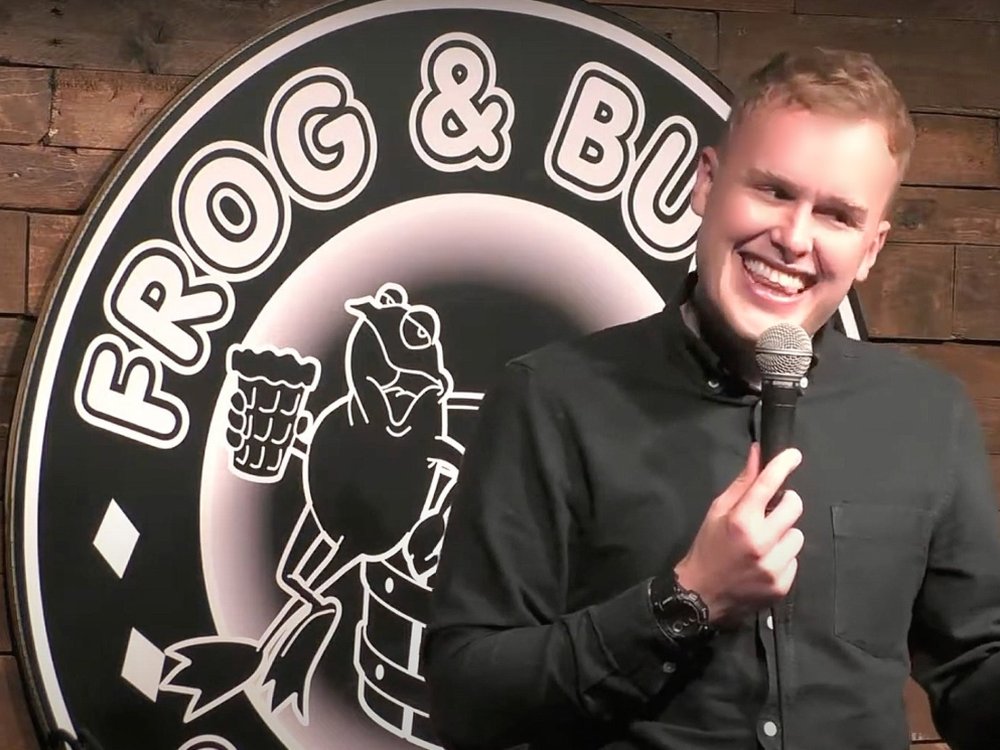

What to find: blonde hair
left=727, top=48, right=915, bottom=179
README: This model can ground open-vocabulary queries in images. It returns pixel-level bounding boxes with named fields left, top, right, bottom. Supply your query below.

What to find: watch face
left=659, top=596, right=704, bottom=639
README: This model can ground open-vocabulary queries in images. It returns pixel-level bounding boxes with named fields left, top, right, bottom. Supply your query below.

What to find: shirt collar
left=660, top=272, right=843, bottom=397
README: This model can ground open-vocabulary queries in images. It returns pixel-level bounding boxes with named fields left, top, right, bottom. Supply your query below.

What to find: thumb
left=714, top=442, right=760, bottom=513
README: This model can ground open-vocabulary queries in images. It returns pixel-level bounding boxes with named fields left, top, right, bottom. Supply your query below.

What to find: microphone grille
left=755, top=323, right=813, bottom=381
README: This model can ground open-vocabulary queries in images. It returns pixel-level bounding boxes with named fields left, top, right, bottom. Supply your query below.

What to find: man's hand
left=674, top=443, right=803, bottom=627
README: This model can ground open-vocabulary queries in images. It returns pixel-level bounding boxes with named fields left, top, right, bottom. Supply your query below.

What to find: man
left=425, top=48, right=1000, bottom=750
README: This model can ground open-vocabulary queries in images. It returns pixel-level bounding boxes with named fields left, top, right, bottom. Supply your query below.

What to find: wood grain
left=718, top=13, right=1000, bottom=115
left=905, top=677, right=939, bottom=741
left=604, top=6, right=718, bottom=70
left=0, top=0, right=323, bottom=75
left=27, top=213, right=78, bottom=318
left=795, top=0, right=1000, bottom=22
left=895, top=342, right=1000, bottom=400
left=599, top=0, right=792, bottom=11
left=0, top=68, right=50, bottom=146
left=955, top=245, right=1000, bottom=340
left=891, top=187, right=1000, bottom=246
left=50, top=69, right=190, bottom=150
left=907, top=115, right=1000, bottom=189
left=0, top=657, right=38, bottom=750
left=0, top=211, right=27, bottom=315
left=854, top=243, right=954, bottom=340
left=0, top=377, right=16, bottom=485
left=0, top=577, right=10, bottom=654
left=0, top=318, right=32, bottom=378
left=978, top=397, right=1000, bottom=454
left=0, top=145, right=118, bottom=212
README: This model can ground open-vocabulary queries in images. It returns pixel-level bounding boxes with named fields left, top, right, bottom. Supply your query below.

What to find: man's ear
left=854, top=219, right=890, bottom=283
left=691, top=146, right=720, bottom=218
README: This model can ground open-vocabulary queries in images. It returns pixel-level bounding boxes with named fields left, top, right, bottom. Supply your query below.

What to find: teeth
left=742, top=257, right=806, bottom=293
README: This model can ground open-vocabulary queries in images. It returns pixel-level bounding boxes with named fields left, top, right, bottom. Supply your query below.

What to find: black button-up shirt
left=426, top=288, right=1000, bottom=750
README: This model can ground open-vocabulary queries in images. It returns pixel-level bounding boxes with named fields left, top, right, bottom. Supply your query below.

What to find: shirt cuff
left=584, top=577, right=678, bottom=698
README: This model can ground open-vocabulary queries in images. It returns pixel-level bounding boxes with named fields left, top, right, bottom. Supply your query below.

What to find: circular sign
left=6, top=1, right=861, bottom=749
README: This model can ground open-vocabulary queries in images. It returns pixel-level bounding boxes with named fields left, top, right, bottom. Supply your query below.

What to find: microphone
left=754, top=323, right=813, bottom=468
left=754, top=324, right=811, bottom=724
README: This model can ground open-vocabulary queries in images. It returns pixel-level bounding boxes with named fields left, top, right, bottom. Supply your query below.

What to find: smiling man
left=426, top=49, right=1000, bottom=750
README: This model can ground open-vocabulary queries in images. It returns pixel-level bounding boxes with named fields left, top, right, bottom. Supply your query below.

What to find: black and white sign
left=6, top=1, right=865, bottom=748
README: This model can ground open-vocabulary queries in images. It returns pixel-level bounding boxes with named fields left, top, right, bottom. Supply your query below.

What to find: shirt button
left=662, top=661, right=676, bottom=674
left=763, top=720, right=779, bottom=738
left=766, top=614, right=774, bottom=630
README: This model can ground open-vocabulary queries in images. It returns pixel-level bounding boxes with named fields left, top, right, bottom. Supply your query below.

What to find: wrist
left=674, top=559, right=725, bottom=626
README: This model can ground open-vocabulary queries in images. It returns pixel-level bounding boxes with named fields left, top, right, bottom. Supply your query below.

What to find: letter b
left=545, top=64, right=644, bottom=200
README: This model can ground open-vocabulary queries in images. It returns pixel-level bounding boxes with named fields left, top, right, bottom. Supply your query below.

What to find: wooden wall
left=0, top=0, right=997, bottom=748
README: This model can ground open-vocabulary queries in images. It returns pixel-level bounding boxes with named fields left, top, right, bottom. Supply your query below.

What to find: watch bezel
left=650, top=574, right=713, bottom=644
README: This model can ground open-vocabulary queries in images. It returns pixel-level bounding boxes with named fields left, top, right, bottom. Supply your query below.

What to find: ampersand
left=410, top=33, right=514, bottom=172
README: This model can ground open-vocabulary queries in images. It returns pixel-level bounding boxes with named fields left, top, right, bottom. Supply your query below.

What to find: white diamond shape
left=92, top=499, right=139, bottom=578
left=121, top=628, right=165, bottom=701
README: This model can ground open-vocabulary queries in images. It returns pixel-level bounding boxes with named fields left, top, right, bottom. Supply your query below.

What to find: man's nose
left=770, top=202, right=813, bottom=260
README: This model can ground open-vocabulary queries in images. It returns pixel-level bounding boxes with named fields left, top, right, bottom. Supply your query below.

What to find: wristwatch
left=649, top=571, right=714, bottom=656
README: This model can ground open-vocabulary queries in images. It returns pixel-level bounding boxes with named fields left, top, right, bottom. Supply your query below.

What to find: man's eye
left=758, top=184, right=791, bottom=200
left=820, top=209, right=853, bottom=227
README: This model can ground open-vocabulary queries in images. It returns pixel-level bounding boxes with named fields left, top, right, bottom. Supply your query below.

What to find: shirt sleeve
left=910, top=388, right=1000, bottom=750
left=425, top=361, right=679, bottom=750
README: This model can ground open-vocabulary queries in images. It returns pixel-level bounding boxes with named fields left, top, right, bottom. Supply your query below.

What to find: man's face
left=690, top=103, right=899, bottom=343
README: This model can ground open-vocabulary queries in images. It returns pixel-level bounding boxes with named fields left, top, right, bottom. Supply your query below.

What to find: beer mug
left=225, top=345, right=320, bottom=483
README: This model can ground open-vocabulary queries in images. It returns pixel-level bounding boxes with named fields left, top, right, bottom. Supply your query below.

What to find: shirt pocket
left=831, top=504, right=932, bottom=659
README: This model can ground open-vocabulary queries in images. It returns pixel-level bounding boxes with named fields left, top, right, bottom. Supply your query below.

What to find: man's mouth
left=741, top=255, right=814, bottom=297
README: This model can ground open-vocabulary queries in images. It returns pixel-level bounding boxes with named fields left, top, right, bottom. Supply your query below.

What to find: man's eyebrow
left=747, top=168, right=868, bottom=224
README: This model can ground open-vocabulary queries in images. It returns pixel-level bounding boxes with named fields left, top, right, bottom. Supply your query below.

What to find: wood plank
left=0, top=318, right=32, bottom=378
left=979, top=398, right=1000, bottom=454
left=604, top=7, right=718, bottom=70
left=0, top=656, right=39, bottom=750
left=0, top=577, right=10, bottom=654
left=718, top=13, right=1000, bottom=116
left=0, top=212, right=27, bottom=315
left=893, top=342, right=1000, bottom=400
left=905, top=676, right=939, bottom=741
left=50, top=69, right=190, bottom=150
left=907, top=115, right=1000, bottom=188
left=891, top=187, right=1000, bottom=246
left=796, top=0, right=1000, bottom=23
left=27, top=213, right=77, bottom=318
left=0, top=377, right=16, bottom=492
left=599, top=0, right=792, bottom=11
left=0, top=145, right=118, bottom=212
left=854, top=242, right=954, bottom=340
left=0, top=0, right=322, bottom=76
left=955, top=245, right=1000, bottom=340
left=0, top=68, right=50, bottom=146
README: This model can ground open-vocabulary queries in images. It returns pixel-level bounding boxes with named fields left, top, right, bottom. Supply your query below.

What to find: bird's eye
left=401, top=307, right=439, bottom=350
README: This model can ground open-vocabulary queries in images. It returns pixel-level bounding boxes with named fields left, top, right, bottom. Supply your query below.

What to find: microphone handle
left=760, top=380, right=800, bottom=512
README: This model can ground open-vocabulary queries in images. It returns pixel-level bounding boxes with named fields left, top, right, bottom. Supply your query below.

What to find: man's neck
left=680, top=293, right=762, bottom=390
